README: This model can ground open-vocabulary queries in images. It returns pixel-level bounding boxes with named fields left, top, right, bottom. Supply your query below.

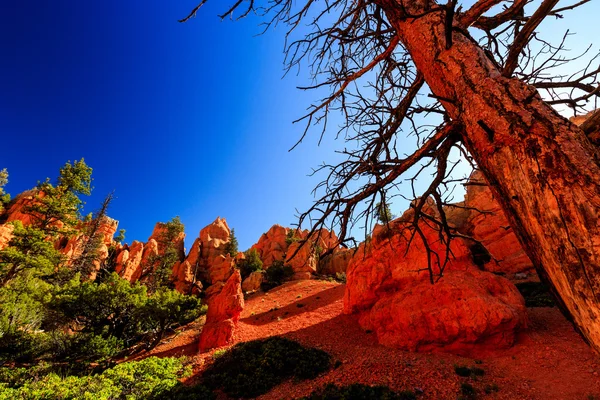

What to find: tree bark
left=380, top=2, right=600, bottom=352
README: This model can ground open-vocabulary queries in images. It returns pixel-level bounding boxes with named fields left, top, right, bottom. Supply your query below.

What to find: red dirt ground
left=145, top=280, right=600, bottom=400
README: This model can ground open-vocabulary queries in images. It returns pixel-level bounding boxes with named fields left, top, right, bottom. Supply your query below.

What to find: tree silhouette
left=181, top=0, right=600, bottom=352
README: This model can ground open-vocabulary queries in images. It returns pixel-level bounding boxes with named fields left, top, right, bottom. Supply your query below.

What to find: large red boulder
left=199, top=270, right=244, bottom=351
left=360, top=269, right=526, bottom=352
left=344, top=201, right=527, bottom=354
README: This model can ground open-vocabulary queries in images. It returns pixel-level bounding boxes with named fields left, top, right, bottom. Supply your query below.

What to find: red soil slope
left=145, top=280, right=600, bottom=400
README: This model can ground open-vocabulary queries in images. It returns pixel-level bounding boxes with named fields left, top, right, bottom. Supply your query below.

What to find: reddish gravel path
left=146, top=280, right=600, bottom=400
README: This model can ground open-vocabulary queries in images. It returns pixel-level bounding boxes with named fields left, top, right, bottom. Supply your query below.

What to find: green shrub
left=0, top=357, right=190, bottom=399
left=155, top=382, right=215, bottom=400
left=515, top=281, right=555, bottom=307
left=223, top=228, right=239, bottom=257
left=285, top=230, right=301, bottom=245
left=302, top=383, right=416, bottom=400
left=261, top=261, right=294, bottom=292
left=202, top=337, right=331, bottom=398
left=238, top=248, right=263, bottom=279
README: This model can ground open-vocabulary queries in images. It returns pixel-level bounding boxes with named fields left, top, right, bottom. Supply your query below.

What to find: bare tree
left=180, top=0, right=600, bottom=352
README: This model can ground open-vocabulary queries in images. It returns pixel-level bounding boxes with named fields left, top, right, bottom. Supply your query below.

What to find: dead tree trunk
left=381, top=5, right=600, bottom=352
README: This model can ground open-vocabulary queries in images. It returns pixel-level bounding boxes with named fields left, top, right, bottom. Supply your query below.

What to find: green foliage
left=203, top=337, right=332, bottom=398
left=138, top=287, right=204, bottom=348
left=375, top=201, right=393, bottom=224
left=238, top=248, right=263, bottom=279
left=115, top=229, right=126, bottom=244
left=0, top=357, right=190, bottom=400
left=515, top=281, right=555, bottom=307
left=0, top=221, right=63, bottom=285
left=51, top=273, right=203, bottom=356
left=0, top=168, right=9, bottom=212
left=223, top=228, right=239, bottom=257
left=285, top=229, right=301, bottom=245
left=145, top=217, right=185, bottom=292
left=155, top=382, right=216, bottom=400
left=261, top=260, right=294, bottom=292
left=26, top=158, right=93, bottom=236
left=302, top=383, right=416, bottom=400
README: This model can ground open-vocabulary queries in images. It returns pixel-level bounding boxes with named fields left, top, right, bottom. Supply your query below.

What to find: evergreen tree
left=238, top=249, right=263, bottom=279
left=223, top=228, right=239, bottom=257
left=25, top=158, right=92, bottom=237
left=0, top=168, right=9, bottom=212
left=72, top=192, right=114, bottom=279
left=375, top=202, right=393, bottom=224
left=144, top=217, right=185, bottom=292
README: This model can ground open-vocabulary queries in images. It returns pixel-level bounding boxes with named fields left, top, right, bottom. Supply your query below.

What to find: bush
left=238, top=249, right=263, bottom=279
left=302, top=383, right=416, bottom=400
left=49, top=273, right=204, bottom=360
left=285, top=230, right=301, bottom=245
left=515, top=281, right=555, bottom=307
left=0, top=357, right=190, bottom=400
left=261, top=260, right=294, bottom=292
left=202, top=337, right=332, bottom=398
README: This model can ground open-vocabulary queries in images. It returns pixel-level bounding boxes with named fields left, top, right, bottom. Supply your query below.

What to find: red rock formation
left=198, top=270, right=244, bottom=351
left=4, top=190, right=42, bottom=227
left=319, top=248, right=353, bottom=275
left=242, top=270, right=264, bottom=293
left=148, top=222, right=185, bottom=260
left=285, top=241, right=317, bottom=275
left=172, top=260, right=202, bottom=294
left=115, top=240, right=145, bottom=282
left=0, top=224, right=14, bottom=250
left=344, top=201, right=527, bottom=353
left=462, top=171, right=535, bottom=275
left=251, top=225, right=344, bottom=279
left=360, top=270, right=526, bottom=352
left=251, top=224, right=289, bottom=267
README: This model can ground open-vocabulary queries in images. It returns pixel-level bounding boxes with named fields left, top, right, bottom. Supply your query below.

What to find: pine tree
left=375, top=202, right=393, bottom=224
left=223, top=228, right=239, bottom=257
left=0, top=168, right=10, bottom=213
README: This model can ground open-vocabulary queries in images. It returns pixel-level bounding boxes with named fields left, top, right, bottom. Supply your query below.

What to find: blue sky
left=1, top=1, right=598, bottom=250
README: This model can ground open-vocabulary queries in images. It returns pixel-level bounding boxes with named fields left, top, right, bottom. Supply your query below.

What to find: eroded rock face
left=462, top=171, right=534, bottom=275
left=199, top=270, right=244, bottom=351
left=4, top=190, right=41, bottom=227
left=242, top=270, right=264, bottom=293
left=344, top=201, right=527, bottom=353
left=251, top=225, right=344, bottom=279
left=115, top=241, right=144, bottom=282
left=360, top=270, right=526, bottom=352
left=285, top=242, right=317, bottom=274
left=251, top=225, right=289, bottom=268
left=172, top=260, right=202, bottom=294
left=0, top=224, right=14, bottom=250
left=199, top=217, right=230, bottom=262
left=149, top=222, right=185, bottom=260
left=319, top=249, right=353, bottom=275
